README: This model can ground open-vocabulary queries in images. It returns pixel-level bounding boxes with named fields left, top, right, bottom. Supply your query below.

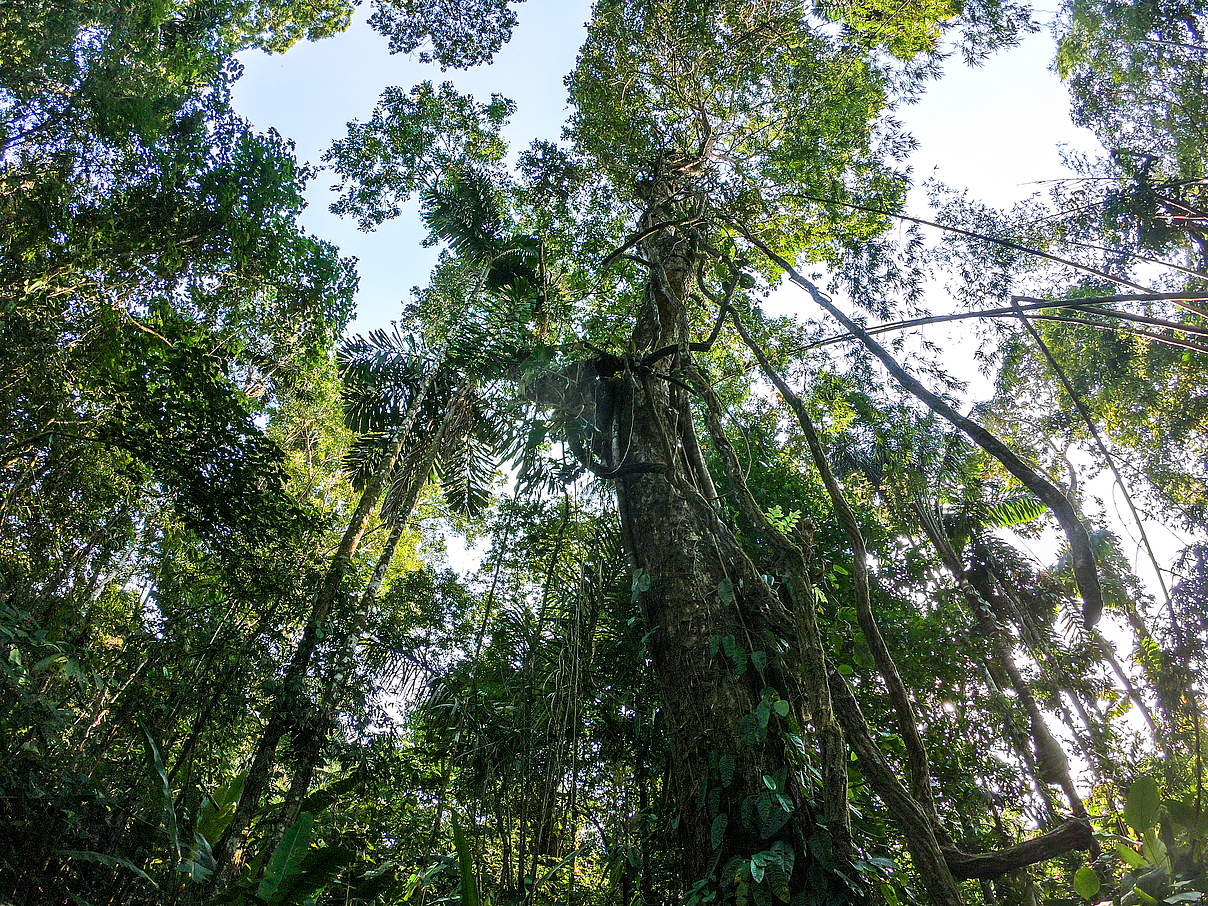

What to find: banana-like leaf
left=256, top=811, right=314, bottom=904
left=180, top=831, right=216, bottom=883
left=195, top=773, right=245, bottom=845
left=451, top=812, right=481, bottom=906
left=266, top=844, right=360, bottom=906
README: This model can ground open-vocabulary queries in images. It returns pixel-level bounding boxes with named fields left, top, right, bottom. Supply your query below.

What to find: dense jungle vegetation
left=2, top=0, right=1206, bottom=903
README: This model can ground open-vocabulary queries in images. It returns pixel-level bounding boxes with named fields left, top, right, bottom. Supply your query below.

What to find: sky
left=232, top=0, right=596, bottom=335
left=229, top=4, right=1191, bottom=593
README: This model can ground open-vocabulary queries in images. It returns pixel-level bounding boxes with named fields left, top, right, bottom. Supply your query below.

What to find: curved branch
left=737, top=226, right=1106, bottom=627
left=942, top=819, right=1095, bottom=880
left=726, top=302, right=949, bottom=841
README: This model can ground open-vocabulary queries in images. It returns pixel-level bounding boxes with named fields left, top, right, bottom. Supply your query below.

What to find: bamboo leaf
left=451, top=812, right=481, bottom=906
left=139, top=725, right=179, bottom=860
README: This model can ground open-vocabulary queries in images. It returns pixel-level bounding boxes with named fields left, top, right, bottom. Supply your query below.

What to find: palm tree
left=208, top=165, right=546, bottom=893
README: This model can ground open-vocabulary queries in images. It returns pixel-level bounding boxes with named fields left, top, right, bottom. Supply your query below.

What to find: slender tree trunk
left=206, top=367, right=440, bottom=894
left=912, top=509, right=1088, bottom=823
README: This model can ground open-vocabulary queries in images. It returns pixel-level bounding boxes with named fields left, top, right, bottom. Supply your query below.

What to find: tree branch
left=736, top=224, right=1106, bottom=627
left=942, top=819, right=1095, bottom=880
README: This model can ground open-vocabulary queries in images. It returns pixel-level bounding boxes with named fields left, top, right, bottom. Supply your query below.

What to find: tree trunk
left=610, top=371, right=839, bottom=895
left=912, top=509, right=1088, bottom=824
left=560, top=203, right=843, bottom=899
left=538, top=187, right=866, bottom=902
left=206, top=367, right=440, bottom=894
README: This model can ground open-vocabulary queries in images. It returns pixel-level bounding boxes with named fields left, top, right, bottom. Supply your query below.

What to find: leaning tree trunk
left=911, top=509, right=1089, bottom=825
left=206, top=367, right=440, bottom=895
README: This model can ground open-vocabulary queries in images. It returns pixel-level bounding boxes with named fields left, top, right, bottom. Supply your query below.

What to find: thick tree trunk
left=611, top=375, right=835, bottom=893
left=533, top=182, right=894, bottom=904
left=566, top=198, right=847, bottom=899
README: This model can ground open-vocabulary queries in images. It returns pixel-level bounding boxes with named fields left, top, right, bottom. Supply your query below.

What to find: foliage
left=3, top=1, right=1206, bottom=905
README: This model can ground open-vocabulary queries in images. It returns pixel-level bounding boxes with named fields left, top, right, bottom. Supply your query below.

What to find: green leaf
left=343, top=862, right=406, bottom=902
left=196, top=774, right=245, bottom=845
left=711, top=814, right=728, bottom=850
left=631, top=567, right=652, bottom=600
left=139, top=725, right=179, bottom=860
left=983, top=493, right=1048, bottom=529
left=179, top=831, right=216, bottom=883
left=58, top=850, right=158, bottom=889
left=718, top=577, right=735, bottom=607
left=532, top=846, right=584, bottom=894
left=451, top=812, right=481, bottom=906
left=1125, top=777, right=1162, bottom=831
left=257, top=811, right=314, bottom=904
left=722, top=635, right=748, bottom=673
left=772, top=700, right=790, bottom=718
left=720, top=753, right=737, bottom=788
left=267, top=844, right=359, bottom=906
left=1115, top=841, right=1147, bottom=870
left=770, top=840, right=795, bottom=877
left=1140, top=828, right=1167, bottom=866
left=749, top=856, right=765, bottom=884
left=1074, top=865, right=1101, bottom=900
left=756, top=700, right=771, bottom=729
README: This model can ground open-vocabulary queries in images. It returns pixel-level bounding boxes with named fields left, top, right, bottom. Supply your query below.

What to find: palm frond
left=421, top=168, right=504, bottom=266
left=337, top=326, right=435, bottom=434
left=437, top=428, right=496, bottom=519
left=981, top=492, right=1048, bottom=530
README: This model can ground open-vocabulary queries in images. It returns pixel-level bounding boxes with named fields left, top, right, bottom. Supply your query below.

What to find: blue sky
left=233, top=0, right=595, bottom=334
